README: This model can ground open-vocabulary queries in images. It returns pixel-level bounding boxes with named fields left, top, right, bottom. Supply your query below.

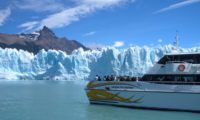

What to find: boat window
left=158, top=54, right=200, bottom=64
left=197, top=55, right=200, bottom=63
left=141, top=74, right=200, bottom=85
left=195, top=75, right=200, bottom=82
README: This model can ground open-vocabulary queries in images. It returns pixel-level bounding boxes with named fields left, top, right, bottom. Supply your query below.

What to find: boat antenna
left=174, top=30, right=180, bottom=50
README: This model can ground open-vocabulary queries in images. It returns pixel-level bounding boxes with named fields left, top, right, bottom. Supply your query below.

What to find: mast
left=174, top=31, right=180, bottom=50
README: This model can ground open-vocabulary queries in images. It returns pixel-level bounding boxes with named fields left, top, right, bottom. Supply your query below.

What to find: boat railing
left=93, top=76, right=142, bottom=82
left=91, top=79, right=200, bottom=85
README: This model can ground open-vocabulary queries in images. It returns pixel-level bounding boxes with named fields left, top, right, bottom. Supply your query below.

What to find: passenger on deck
left=95, top=75, right=98, bottom=81
left=103, top=76, right=107, bottom=81
left=95, top=75, right=101, bottom=81
left=106, top=75, right=110, bottom=81
left=98, top=76, right=101, bottom=81
left=114, top=76, right=117, bottom=81
left=126, top=76, right=131, bottom=81
left=111, top=75, right=114, bottom=81
left=131, top=77, right=136, bottom=81
left=99, top=75, right=141, bottom=82
left=120, top=76, right=125, bottom=81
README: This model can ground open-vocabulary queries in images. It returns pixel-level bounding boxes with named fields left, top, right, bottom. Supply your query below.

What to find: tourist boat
left=85, top=53, right=200, bottom=112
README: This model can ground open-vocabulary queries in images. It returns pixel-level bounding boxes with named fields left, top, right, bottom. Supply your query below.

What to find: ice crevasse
left=0, top=45, right=199, bottom=80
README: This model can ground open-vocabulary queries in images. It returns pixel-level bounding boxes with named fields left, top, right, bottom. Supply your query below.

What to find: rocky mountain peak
left=38, top=26, right=57, bottom=40
left=0, top=26, right=90, bottom=54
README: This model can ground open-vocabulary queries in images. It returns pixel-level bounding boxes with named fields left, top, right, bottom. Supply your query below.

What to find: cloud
left=113, top=41, right=124, bottom=47
left=19, top=0, right=134, bottom=31
left=0, top=8, right=11, bottom=26
left=86, top=40, right=125, bottom=49
left=37, top=5, right=93, bottom=29
left=86, top=43, right=105, bottom=50
left=150, top=43, right=154, bottom=46
left=154, top=0, right=200, bottom=13
left=14, top=0, right=65, bottom=12
left=18, top=21, right=39, bottom=31
left=158, top=39, right=162, bottom=43
left=83, top=31, right=96, bottom=37
left=77, top=0, right=134, bottom=7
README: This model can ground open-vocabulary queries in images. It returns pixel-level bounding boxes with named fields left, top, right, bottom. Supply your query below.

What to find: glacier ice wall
left=0, top=45, right=200, bottom=80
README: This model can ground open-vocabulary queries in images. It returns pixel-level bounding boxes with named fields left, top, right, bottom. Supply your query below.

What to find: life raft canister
left=178, top=64, right=185, bottom=71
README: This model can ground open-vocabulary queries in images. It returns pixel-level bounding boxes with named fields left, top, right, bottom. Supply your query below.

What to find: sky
left=0, top=0, right=200, bottom=48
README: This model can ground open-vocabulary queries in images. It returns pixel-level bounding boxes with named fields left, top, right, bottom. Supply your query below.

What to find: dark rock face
left=0, top=26, right=89, bottom=54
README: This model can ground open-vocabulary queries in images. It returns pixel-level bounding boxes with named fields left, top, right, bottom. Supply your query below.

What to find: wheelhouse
left=141, top=53, right=200, bottom=85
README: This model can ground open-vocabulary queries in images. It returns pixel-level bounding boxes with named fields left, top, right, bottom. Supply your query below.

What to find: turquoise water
left=0, top=80, right=199, bottom=120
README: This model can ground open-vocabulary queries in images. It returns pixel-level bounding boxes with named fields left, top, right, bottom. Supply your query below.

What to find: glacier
left=0, top=45, right=200, bottom=80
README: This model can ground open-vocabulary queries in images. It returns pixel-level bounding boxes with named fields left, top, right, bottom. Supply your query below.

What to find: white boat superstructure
left=85, top=53, right=200, bottom=112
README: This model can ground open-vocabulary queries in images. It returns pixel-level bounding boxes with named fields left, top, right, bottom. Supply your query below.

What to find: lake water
left=0, top=80, right=199, bottom=120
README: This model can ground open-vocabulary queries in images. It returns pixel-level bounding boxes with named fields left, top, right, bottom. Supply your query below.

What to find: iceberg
left=0, top=45, right=200, bottom=80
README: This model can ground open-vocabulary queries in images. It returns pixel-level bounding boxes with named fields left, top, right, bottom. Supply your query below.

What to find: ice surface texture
left=0, top=45, right=199, bottom=80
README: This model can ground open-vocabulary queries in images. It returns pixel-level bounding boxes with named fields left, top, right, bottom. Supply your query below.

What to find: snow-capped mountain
left=0, top=26, right=89, bottom=54
left=19, top=31, right=40, bottom=41
left=0, top=45, right=199, bottom=80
